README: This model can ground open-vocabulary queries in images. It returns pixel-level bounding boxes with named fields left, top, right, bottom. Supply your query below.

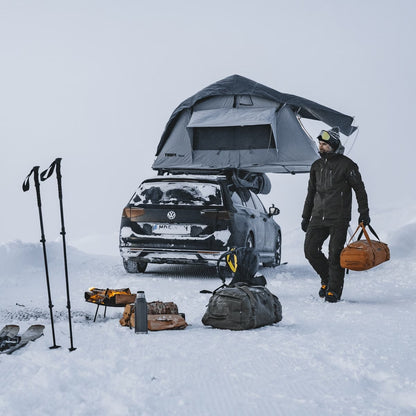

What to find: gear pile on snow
left=120, top=301, right=187, bottom=331
left=200, top=247, right=282, bottom=330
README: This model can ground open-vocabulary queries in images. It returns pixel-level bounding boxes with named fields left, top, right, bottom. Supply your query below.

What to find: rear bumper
left=119, top=225, right=231, bottom=265
left=120, top=246, right=226, bottom=265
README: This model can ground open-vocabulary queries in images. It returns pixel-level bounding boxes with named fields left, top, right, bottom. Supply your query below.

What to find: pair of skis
left=22, top=158, right=75, bottom=351
left=0, top=324, right=45, bottom=355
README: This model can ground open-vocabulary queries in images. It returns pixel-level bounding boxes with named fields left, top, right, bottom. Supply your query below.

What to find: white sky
left=1, top=0, right=415, bottom=253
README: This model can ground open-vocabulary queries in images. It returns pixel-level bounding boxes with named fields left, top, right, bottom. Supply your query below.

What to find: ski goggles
left=318, top=130, right=331, bottom=142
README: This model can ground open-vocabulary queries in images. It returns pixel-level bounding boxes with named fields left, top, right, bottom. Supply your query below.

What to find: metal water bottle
left=134, top=291, right=148, bottom=334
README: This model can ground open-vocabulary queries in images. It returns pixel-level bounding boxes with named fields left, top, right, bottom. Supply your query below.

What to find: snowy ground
left=1, top=208, right=416, bottom=416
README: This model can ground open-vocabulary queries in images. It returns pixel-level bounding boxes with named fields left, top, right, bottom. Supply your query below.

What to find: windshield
left=130, top=181, right=223, bottom=206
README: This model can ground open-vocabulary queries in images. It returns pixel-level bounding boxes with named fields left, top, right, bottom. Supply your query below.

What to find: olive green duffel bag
left=202, top=283, right=282, bottom=330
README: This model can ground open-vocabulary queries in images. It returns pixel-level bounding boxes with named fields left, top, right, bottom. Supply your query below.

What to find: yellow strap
left=226, top=253, right=238, bottom=273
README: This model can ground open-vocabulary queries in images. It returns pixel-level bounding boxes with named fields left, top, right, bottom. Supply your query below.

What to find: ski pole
left=22, top=167, right=61, bottom=350
left=41, top=158, right=76, bottom=351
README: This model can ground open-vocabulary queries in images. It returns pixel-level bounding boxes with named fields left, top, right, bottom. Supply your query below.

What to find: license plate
left=153, top=224, right=191, bottom=235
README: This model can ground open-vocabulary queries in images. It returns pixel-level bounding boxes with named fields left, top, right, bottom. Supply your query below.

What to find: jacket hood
left=336, top=143, right=345, bottom=155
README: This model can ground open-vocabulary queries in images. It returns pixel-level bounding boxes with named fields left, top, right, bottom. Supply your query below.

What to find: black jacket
left=302, top=152, right=369, bottom=224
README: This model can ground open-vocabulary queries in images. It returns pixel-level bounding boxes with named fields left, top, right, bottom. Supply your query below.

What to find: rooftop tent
left=152, top=75, right=357, bottom=174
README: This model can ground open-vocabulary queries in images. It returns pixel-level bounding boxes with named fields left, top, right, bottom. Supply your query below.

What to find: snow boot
left=325, top=291, right=339, bottom=303
left=318, top=285, right=327, bottom=298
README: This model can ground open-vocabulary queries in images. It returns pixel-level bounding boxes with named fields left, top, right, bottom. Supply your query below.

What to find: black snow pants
left=304, top=222, right=349, bottom=298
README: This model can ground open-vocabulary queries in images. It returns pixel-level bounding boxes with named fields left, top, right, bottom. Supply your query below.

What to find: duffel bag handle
left=347, top=223, right=381, bottom=248
left=357, top=223, right=381, bottom=242
left=346, top=224, right=363, bottom=245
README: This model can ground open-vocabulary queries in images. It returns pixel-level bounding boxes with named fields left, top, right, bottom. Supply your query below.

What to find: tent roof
left=156, top=74, right=357, bottom=156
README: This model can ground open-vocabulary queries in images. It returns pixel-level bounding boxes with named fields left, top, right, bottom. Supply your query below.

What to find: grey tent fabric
left=187, top=108, right=278, bottom=128
left=152, top=75, right=357, bottom=174
left=274, top=105, right=318, bottom=167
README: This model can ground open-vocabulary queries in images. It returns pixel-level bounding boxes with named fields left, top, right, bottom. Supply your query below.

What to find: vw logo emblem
left=167, top=210, right=176, bottom=220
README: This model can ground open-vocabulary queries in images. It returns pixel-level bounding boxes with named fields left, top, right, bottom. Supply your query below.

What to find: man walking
left=301, top=127, right=370, bottom=302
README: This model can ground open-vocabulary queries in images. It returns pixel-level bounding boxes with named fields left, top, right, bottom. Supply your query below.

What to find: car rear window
left=130, top=181, right=223, bottom=206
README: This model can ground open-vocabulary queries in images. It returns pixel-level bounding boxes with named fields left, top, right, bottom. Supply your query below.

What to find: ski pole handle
left=40, top=157, right=62, bottom=182
left=22, top=166, right=40, bottom=192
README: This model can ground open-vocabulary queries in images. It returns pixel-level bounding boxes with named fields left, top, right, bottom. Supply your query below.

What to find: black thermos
left=134, top=291, right=148, bottom=334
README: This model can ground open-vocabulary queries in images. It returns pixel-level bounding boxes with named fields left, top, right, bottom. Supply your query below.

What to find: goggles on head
left=318, top=130, right=331, bottom=142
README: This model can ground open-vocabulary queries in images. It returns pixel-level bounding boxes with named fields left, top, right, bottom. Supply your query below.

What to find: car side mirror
left=268, top=204, right=280, bottom=216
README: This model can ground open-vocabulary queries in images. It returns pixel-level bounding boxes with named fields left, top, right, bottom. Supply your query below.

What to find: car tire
left=263, top=231, right=281, bottom=267
left=123, top=259, right=147, bottom=274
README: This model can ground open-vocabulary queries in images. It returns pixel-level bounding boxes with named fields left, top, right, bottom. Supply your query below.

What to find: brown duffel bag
left=340, top=223, right=390, bottom=271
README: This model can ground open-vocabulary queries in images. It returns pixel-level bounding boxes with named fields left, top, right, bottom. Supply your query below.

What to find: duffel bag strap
left=359, top=224, right=373, bottom=247
left=237, top=284, right=257, bottom=305
left=346, top=224, right=362, bottom=245
left=357, top=223, right=381, bottom=242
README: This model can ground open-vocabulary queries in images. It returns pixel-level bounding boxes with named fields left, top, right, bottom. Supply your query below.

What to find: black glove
left=359, top=213, right=371, bottom=226
left=301, top=218, right=309, bottom=232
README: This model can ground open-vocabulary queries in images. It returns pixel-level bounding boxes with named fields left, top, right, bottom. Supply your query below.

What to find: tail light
left=122, top=207, right=145, bottom=221
left=217, top=211, right=231, bottom=220
left=201, top=209, right=231, bottom=220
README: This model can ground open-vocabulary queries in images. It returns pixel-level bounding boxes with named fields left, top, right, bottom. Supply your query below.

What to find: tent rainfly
left=152, top=74, right=357, bottom=175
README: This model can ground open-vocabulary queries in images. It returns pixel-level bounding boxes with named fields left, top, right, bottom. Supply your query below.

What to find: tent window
left=193, top=125, right=276, bottom=150
left=238, top=95, right=253, bottom=106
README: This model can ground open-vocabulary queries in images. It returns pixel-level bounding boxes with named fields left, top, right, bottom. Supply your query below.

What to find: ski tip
left=0, top=324, right=19, bottom=331
left=26, top=324, right=45, bottom=333
left=29, top=324, right=45, bottom=330
left=0, top=325, right=20, bottom=338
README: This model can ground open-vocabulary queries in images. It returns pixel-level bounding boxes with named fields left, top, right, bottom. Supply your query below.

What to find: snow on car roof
left=130, top=177, right=224, bottom=206
left=142, top=174, right=227, bottom=182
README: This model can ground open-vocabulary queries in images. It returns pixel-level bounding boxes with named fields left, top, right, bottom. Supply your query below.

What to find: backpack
left=218, top=247, right=267, bottom=286
left=202, top=283, right=282, bottom=330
